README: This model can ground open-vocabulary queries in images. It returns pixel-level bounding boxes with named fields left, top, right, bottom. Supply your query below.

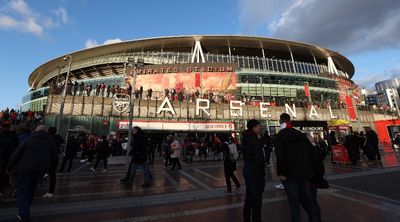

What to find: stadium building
left=23, top=35, right=375, bottom=138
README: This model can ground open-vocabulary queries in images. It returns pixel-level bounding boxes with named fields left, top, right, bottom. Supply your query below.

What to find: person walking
left=242, top=119, right=265, bottom=222
left=308, top=134, right=328, bottom=222
left=7, top=125, right=57, bottom=222
left=120, top=127, right=152, bottom=187
left=59, top=135, right=79, bottom=174
left=163, top=136, right=172, bottom=167
left=365, top=127, right=381, bottom=162
left=262, top=131, right=273, bottom=167
left=146, top=137, right=155, bottom=166
left=344, top=131, right=360, bottom=165
left=43, top=127, right=64, bottom=198
left=275, top=113, right=319, bottom=222
left=170, top=136, right=182, bottom=171
left=91, top=136, right=109, bottom=172
left=221, top=136, right=240, bottom=193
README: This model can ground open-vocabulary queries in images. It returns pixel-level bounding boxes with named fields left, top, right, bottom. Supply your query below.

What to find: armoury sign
left=154, top=97, right=340, bottom=120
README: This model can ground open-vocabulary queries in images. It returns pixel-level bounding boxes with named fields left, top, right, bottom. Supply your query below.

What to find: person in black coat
left=120, top=127, right=152, bottom=187
left=43, top=127, right=65, bottom=198
left=7, top=125, right=57, bottom=221
left=365, top=127, right=380, bottom=162
left=275, top=113, right=318, bottom=222
left=262, top=131, right=273, bottom=166
left=91, top=136, right=109, bottom=172
left=59, top=135, right=79, bottom=173
left=221, top=137, right=240, bottom=193
left=242, top=119, right=265, bottom=222
left=344, top=132, right=360, bottom=165
left=0, top=125, right=17, bottom=196
left=309, top=134, right=328, bottom=222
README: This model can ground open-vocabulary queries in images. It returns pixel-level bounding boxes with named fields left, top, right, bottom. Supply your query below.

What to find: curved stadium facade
left=23, top=35, right=374, bottom=137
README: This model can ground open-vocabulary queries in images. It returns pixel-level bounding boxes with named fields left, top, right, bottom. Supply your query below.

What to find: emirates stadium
left=22, top=35, right=376, bottom=138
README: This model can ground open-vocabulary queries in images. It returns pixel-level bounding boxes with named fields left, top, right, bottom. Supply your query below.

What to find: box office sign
left=118, top=120, right=235, bottom=132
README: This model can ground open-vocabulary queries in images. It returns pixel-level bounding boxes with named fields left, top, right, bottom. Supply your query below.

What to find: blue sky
left=0, top=0, right=399, bottom=110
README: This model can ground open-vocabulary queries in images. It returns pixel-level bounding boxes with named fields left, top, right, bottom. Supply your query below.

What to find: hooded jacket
left=8, top=131, right=57, bottom=172
left=241, top=130, right=265, bottom=177
left=131, top=131, right=147, bottom=164
left=275, top=127, right=314, bottom=179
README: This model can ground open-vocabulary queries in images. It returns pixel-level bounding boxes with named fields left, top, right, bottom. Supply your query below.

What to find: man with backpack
left=222, top=136, right=240, bottom=193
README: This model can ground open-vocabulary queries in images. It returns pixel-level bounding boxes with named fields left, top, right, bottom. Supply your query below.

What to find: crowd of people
left=330, top=127, right=381, bottom=165
left=50, top=79, right=241, bottom=104
left=1, top=107, right=384, bottom=222
left=0, top=108, right=45, bottom=129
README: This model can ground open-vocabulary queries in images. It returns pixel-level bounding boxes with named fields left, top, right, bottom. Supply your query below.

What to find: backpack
left=228, top=143, right=239, bottom=161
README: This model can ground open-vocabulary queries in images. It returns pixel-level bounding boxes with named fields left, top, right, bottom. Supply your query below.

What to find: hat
left=247, top=119, right=260, bottom=130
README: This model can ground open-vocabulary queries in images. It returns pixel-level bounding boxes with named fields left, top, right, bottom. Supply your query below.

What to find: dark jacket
left=131, top=131, right=147, bottom=164
left=366, top=130, right=379, bottom=147
left=65, top=137, right=79, bottom=157
left=344, top=134, right=360, bottom=163
left=18, top=132, right=31, bottom=145
left=50, top=134, right=65, bottom=156
left=7, top=131, right=57, bottom=172
left=310, top=144, right=327, bottom=187
left=0, top=134, right=16, bottom=170
left=222, top=142, right=236, bottom=174
left=97, top=139, right=110, bottom=159
left=242, top=130, right=265, bottom=177
left=275, top=127, right=314, bottom=180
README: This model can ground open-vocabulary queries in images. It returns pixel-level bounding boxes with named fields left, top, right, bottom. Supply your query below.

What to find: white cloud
left=103, top=38, right=122, bottom=45
left=52, top=7, right=68, bottom=24
left=9, top=0, right=34, bottom=17
left=0, top=13, right=44, bottom=36
left=0, top=0, right=69, bottom=36
left=85, top=39, right=99, bottom=48
left=354, top=64, right=400, bottom=88
left=238, top=0, right=400, bottom=54
left=85, top=38, right=123, bottom=49
left=0, top=14, right=19, bottom=28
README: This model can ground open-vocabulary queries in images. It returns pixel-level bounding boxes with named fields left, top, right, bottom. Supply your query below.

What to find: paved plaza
left=1, top=146, right=400, bottom=222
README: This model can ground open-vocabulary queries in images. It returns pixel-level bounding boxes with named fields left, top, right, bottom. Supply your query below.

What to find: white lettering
left=328, top=105, right=337, bottom=119
left=230, top=100, right=244, bottom=117
left=157, top=97, right=176, bottom=115
left=260, top=102, right=271, bottom=118
left=285, top=103, right=297, bottom=118
left=309, top=105, right=320, bottom=119
left=196, top=99, right=211, bottom=116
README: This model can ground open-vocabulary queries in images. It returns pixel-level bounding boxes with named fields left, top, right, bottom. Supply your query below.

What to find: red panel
left=374, top=119, right=400, bottom=144
left=345, top=95, right=356, bottom=120
left=195, top=73, right=201, bottom=88
left=304, top=83, right=310, bottom=97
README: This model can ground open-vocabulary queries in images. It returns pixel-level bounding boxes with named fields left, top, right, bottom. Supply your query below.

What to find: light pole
left=125, top=57, right=144, bottom=165
left=56, top=55, right=72, bottom=133
left=259, top=76, right=264, bottom=101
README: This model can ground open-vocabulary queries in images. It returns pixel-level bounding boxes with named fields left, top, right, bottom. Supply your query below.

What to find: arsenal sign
left=113, top=93, right=130, bottom=113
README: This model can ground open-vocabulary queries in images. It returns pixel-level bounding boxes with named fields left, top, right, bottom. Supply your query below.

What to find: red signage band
left=345, top=95, right=357, bottom=120
left=304, top=83, right=310, bottom=97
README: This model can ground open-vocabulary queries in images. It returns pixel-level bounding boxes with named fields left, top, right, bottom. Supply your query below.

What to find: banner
left=304, top=83, right=310, bottom=97
left=135, top=72, right=237, bottom=94
left=195, top=73, right=201, bottom=88
left=345, top=95, right=357, bottom=120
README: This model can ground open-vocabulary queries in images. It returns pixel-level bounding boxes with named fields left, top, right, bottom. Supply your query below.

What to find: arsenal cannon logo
left=113, top=93, right=130, bottom=113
